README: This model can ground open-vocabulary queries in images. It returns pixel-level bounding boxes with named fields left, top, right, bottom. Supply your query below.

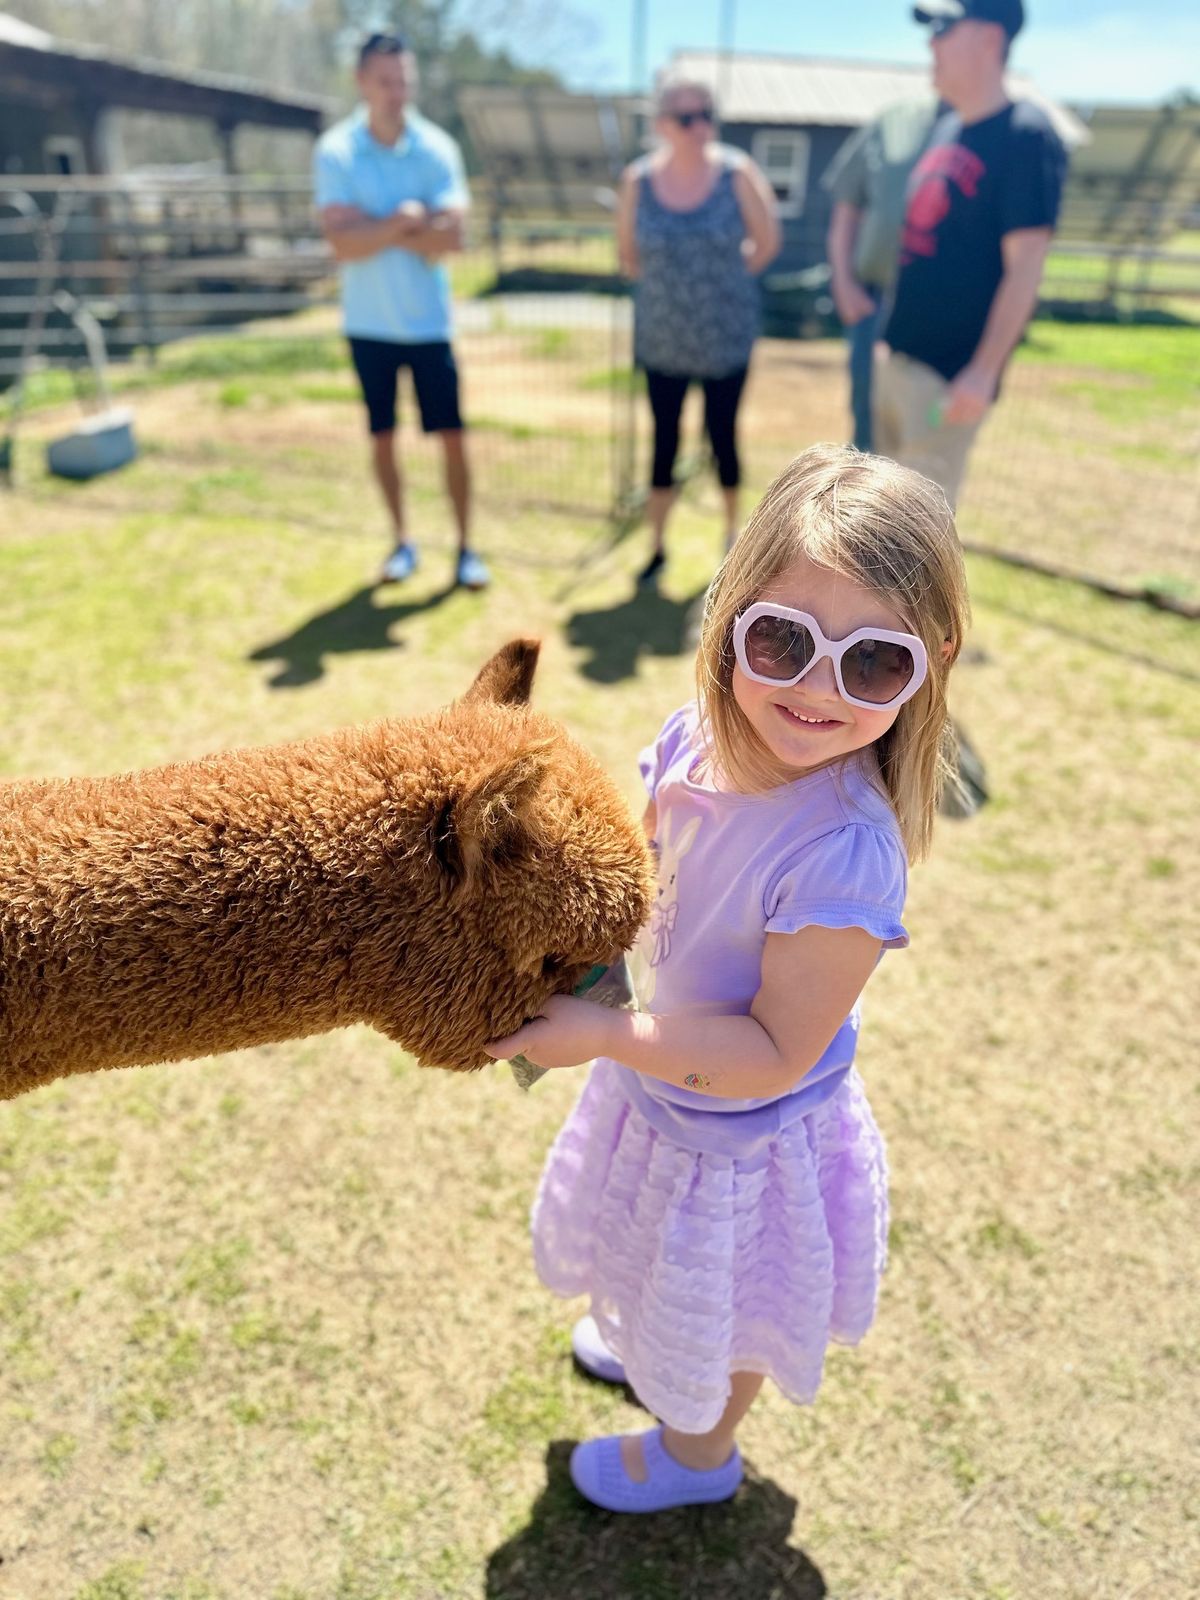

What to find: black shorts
left=348, top=337, right=464, bottom=435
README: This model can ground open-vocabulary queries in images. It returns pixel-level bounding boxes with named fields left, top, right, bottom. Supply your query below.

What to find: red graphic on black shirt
left=901, top=143, right=987, bottom=262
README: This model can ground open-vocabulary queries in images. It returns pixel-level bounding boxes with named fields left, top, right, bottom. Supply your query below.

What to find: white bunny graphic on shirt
left=628, top=810, right=701, bottom=1008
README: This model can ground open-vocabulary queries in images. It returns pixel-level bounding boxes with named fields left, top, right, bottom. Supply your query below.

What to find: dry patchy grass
left=0, top=338, right=1197, bottom=1600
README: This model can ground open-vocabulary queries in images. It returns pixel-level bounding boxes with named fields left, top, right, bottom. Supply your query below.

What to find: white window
left=751, top=129, right=809, bottom=219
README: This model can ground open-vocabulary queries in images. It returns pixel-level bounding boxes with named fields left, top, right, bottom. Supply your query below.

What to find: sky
left=516, top=0, right=1200, bottom=106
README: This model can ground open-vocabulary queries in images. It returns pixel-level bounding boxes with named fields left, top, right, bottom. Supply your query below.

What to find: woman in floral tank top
left=616, top=76, right=781, bottom=584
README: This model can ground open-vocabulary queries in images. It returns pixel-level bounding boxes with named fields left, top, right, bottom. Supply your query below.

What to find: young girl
left=486, top=444, right=969, bottom=1513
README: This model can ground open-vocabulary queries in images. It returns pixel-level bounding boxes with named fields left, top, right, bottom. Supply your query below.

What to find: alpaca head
left=371, top=640, right=655, bottom=1071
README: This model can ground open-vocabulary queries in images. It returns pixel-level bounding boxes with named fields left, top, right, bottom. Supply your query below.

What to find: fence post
left=609, top=284, right=638, bottom=525
left=119, top=186, right=158, bottom=364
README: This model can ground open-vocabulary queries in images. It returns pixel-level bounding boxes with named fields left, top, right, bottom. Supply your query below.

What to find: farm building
left=0, top=11, right=327, bottom=191
left=0, top=11, right=334, bottom=381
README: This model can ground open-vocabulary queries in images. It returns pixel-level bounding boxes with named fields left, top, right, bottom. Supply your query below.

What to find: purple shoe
left=570, top=1426, right=743, bottom=1513
left=571, top=1314, right=626, bottom=1385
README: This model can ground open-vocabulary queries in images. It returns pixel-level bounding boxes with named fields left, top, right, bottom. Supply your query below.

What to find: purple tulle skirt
left=532, top=1058, right=889, bottom=1433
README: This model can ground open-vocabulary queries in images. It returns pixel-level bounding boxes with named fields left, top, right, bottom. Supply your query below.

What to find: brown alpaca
left=0, top=640, right=653, bottom=1100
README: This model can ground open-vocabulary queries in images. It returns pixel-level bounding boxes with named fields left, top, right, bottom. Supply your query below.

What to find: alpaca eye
left=542, top=953, right=564, bottom=979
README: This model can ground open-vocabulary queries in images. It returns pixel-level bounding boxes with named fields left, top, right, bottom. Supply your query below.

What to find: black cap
left=913, top=0, right=1025, bottom=39
left=358, top=31, right=409, bottom=67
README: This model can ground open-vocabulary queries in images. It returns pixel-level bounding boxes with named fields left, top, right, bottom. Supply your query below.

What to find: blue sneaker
left=380, top=542, right=418, bottom=583
left=455, top=548, right=490, bottom=590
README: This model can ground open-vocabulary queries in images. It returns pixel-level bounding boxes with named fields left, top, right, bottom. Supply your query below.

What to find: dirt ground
left=42, top=308, right=1195, bottom=597
left=0, top=342, right=1197, bottom=1600
left=458, top=318, right=1200, bottom=595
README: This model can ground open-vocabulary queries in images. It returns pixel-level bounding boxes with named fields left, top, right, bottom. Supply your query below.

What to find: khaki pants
left=873, top=349, right=984, bottom=510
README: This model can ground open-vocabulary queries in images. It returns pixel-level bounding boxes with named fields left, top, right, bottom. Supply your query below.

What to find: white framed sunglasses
left=732, top=601, right=929, bottom=712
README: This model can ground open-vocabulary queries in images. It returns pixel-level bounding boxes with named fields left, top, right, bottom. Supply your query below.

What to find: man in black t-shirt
left=875, top=0, right=1066, bottom=507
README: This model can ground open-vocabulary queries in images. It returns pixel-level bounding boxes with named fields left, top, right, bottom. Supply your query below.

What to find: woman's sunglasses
left=732, top=602, right=929, bottom=712
left=671, top=109, right=714, bottom=128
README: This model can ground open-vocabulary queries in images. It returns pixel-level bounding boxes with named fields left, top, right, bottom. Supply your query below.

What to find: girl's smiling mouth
left=775, top=703, right=845, bottom=729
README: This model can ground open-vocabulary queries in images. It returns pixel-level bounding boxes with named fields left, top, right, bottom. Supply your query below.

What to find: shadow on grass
left=248, top=582, right=458, bottom=689
left=486, top=1440, right=825, bottom=1600
left=979, top=593, right=1200, bottom=683
left=567, top=584, right=710, bottom=684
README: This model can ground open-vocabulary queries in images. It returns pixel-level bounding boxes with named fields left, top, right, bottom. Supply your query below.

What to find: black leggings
left=645, top=366, right=748, bottom=491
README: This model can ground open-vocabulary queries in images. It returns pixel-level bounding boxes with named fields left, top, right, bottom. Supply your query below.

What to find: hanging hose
left=0, top=188, right=74, bottom=484
left=51, top=290, right=115, bottom=414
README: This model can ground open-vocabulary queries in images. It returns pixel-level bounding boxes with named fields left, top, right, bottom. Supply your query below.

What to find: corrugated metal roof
left=669, top=50, right=1090, bottom=148
left=0, top=13, right=52, bottom=47
left=0, top=9, right=331, bottom=115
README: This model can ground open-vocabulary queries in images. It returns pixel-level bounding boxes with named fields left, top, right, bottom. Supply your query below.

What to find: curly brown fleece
left=0, top=640, right=654, bottom=1100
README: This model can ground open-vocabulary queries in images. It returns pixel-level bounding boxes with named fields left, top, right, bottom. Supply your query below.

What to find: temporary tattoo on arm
left=683, top=1072, right=712, bottom=1090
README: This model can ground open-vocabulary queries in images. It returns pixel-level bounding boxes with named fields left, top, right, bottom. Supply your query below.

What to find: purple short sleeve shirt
left=611, top=703, right=909, bottom=1155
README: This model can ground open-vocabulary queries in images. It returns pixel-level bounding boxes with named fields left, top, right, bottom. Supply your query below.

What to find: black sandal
left=636, top=550, right=666, bottom=587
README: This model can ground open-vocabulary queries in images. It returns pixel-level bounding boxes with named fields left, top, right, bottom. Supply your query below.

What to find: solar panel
left=1059, top=102, right=1200, bottom=243
left=458, top=87, right=645, bottom=217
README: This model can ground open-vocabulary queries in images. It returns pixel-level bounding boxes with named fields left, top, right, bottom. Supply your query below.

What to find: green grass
left=447, top=247, right=503, bottom=301
left=525, top=327, right=574, bottom=360
left=0, top=322, right=1197, bottom=1599
left=956, top=317, right=1200, bottom=593
left=16, top=332, right=347, bottom=414
left=579, top=364, right=644, bottom=393
left=963, top=550, right=1200, bottom=685
left=1020, top=318, right=1200, bottom=391
left=41, top=1430, right=80, bottom=1478
left=72, top=1566, right=146, bottom=1600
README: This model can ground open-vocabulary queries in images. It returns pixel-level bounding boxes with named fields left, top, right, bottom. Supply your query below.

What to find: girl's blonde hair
left=697, top=444, right=971, bottom=863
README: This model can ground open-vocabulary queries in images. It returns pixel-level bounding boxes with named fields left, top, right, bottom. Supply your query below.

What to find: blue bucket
left=46, top=408, right=137, bottom=480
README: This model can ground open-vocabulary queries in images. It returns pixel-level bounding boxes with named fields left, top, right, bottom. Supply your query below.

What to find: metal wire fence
left=3, top=175, right=1197, bottom=607
left=708, top=327, right=1200, bottom=609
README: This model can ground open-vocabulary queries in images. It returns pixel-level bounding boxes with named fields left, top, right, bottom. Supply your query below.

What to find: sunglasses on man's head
left=671, top=108, right=714, bottom=128
left=732, top=602, right=929, bottom=712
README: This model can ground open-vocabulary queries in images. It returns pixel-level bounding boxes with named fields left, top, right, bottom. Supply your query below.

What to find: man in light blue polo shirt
left=315, top=33, right=488, bottom=589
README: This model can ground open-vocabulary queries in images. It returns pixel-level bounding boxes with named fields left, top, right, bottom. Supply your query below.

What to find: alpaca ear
left=462, top=639, right=540, bottom=707
left=430, top=748, right=549, bottom=885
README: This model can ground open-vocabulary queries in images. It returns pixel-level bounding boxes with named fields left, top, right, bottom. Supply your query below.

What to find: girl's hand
left=484, top=994, right=614, bottom=1070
